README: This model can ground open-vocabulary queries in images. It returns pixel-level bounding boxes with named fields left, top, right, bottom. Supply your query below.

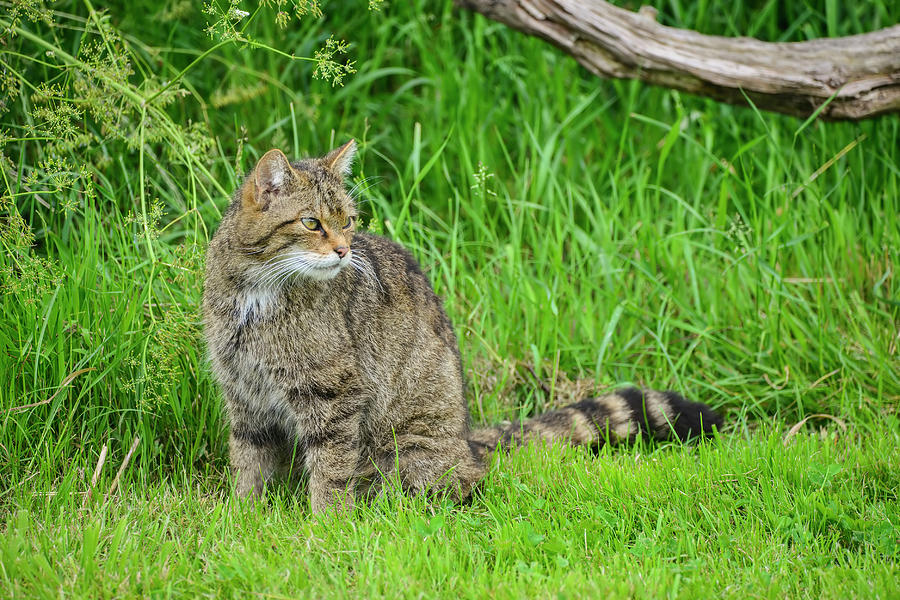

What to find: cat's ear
left=245, top=149, right=295, bottom=210
left=255, top=149, right=295, bottom=194
left=322, top=139, right=357, bottom=177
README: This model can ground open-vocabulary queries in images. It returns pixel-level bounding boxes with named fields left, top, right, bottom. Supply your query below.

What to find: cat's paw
left=310, top=486, right=355, bottom=515
left=234, top=472, right=266, bottom=500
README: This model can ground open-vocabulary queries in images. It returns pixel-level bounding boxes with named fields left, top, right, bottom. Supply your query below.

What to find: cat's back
left=345, top=232, right=443, bottom=309
left=337, top=232, right=461, bottom=367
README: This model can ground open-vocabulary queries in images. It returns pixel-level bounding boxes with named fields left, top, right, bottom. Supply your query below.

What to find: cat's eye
left=301, top=218, right=320, bottom=231
left=342, top=216, right=353, bottom=229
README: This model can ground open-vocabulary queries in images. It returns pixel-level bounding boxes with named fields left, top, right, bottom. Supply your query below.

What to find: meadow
left=0, top=0, right=898, bottom=597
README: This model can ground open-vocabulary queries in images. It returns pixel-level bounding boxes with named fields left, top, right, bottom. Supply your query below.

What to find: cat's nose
left=334, top=246, right=349, bottom=259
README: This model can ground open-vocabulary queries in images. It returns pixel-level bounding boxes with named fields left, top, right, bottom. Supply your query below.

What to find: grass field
left=1, top=0, right=898, bottom=597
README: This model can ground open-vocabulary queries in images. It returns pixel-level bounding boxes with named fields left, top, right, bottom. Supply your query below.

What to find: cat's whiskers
left=349, top=249, right=384, bottom=293
left=348, top=260, right=372, bottom=285
left=254, top=252, right=311, bottom=290
left=261, top=261, right=311, bottom=289
left=255, top=252, right=302, bottom=273
left=271, top=259, right=316, bottom=289
left=255, top=250, right=344, bottom=290
left=255, top=253, right=304, bottom=276
left=347, top=175, right=381, bottom=201
left=259, top=264, right=298, bottom=290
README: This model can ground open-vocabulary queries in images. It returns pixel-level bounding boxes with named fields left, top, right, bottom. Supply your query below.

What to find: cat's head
left=231, top=140, right=359, bottom=283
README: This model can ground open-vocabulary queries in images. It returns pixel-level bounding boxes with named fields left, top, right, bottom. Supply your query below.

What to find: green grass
left=3, top=429, right=899, bottom=598
left=1, top=0, right=898, bottom=597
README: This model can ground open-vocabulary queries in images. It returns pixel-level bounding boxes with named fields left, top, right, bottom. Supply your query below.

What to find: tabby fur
left=202, top=141, right=722, bottom=512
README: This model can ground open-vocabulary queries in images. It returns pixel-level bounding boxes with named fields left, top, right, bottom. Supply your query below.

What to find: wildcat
left=202, top=141, right=722, bottom=513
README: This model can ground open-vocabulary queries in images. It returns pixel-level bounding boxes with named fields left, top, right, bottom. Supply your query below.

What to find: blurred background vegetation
left=0, top=0, right=897, bottom=492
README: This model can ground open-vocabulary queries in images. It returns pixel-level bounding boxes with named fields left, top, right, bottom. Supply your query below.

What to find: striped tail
left=467, top=387, right=722, bottom=461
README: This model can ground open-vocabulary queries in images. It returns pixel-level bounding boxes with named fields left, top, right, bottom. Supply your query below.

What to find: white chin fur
left=303, top=250, right=350, bottom=281
left=304, top=263, right=344, bottom=281
left=246, top=249, right=351, bottom=293
left=239, top=251, right=350, bottom=322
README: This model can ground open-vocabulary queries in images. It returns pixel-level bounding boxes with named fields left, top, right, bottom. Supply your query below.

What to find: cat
left=202, top=141, right=723, bottom=513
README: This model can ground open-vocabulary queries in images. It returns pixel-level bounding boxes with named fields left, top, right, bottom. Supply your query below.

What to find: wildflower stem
left=138, top=104, right=157, bottom=323
left=144, top=39, right=233, bottom=105
left=245, top=38, right=317, bottom=63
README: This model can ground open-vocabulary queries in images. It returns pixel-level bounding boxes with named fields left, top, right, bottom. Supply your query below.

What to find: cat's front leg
left=229, top=427, right=282, bottom=499
left=227, top=398, right=291, bottom=500
left=302, top=415, right=361, bottom=513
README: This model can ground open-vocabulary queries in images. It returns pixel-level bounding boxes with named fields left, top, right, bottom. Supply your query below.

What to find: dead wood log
left=456, top=0, right=900, bottom=120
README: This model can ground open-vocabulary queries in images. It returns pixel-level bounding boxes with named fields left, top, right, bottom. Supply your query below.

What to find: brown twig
left=7, top=367, right=96, bottom=413
left=809, top=369, right=841, bottom=389
left=103, top=436, right=140, bottom=504
left=82, top=443, right=108, bottom=508
left=763, top=365, right=790, bottom=390
left=792, top=135, right=866, bottom=197
left=783, top=414, right=848, bottom=446
left=520, top=362, right=553, bottom=395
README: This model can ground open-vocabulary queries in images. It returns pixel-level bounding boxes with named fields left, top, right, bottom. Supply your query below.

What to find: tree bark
left=456, top=0, right=900, bottom=120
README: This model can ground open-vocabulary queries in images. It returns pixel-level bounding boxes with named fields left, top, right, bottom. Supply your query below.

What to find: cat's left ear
left=322, top=139, right=357, bottom=177
left=244, top=149, right=300, bottom=211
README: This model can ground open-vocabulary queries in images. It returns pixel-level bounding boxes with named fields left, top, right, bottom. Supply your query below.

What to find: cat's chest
left=228, top=293, right=351, bottom=380
left=215, top=316, right=347, bottom=426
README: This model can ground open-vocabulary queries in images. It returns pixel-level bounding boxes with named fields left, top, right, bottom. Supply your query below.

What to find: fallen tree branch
left=456, top=0, right=900, bottom=120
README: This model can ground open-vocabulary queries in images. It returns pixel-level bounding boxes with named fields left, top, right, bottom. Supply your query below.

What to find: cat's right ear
left=244, top=149, right=295, bottom=210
